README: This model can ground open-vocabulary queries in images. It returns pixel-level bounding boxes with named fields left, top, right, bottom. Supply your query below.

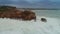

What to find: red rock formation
left=0, top=7, right=36, bottom=21
left=21, top=10, right=36, bottom=21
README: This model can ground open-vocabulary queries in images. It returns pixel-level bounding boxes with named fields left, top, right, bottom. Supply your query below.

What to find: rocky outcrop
left=22, top=10, right=36, bottom=21
left=0, top=6, right=36, bottom=21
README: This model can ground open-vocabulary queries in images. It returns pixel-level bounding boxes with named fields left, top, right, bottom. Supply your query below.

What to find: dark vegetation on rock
left=0, top=6, right=36, bottom=21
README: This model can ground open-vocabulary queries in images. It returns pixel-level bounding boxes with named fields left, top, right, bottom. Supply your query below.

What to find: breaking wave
left=0, top=16, right=60, bottom=34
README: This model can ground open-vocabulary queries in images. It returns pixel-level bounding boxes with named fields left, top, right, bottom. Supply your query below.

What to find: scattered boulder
left=41, top=18, right=47, bottom=22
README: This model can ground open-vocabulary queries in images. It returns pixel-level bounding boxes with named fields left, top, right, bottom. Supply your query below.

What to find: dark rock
left=41, top=18, right=47, bottom=22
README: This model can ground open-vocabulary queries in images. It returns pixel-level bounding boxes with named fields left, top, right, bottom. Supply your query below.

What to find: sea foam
left=0, top=16, right=60, bottom=34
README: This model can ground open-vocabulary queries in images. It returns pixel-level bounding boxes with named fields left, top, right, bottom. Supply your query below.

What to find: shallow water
left=0, top=10, right=60, bottom=34
left=33, top=10, right=60, bottom=18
